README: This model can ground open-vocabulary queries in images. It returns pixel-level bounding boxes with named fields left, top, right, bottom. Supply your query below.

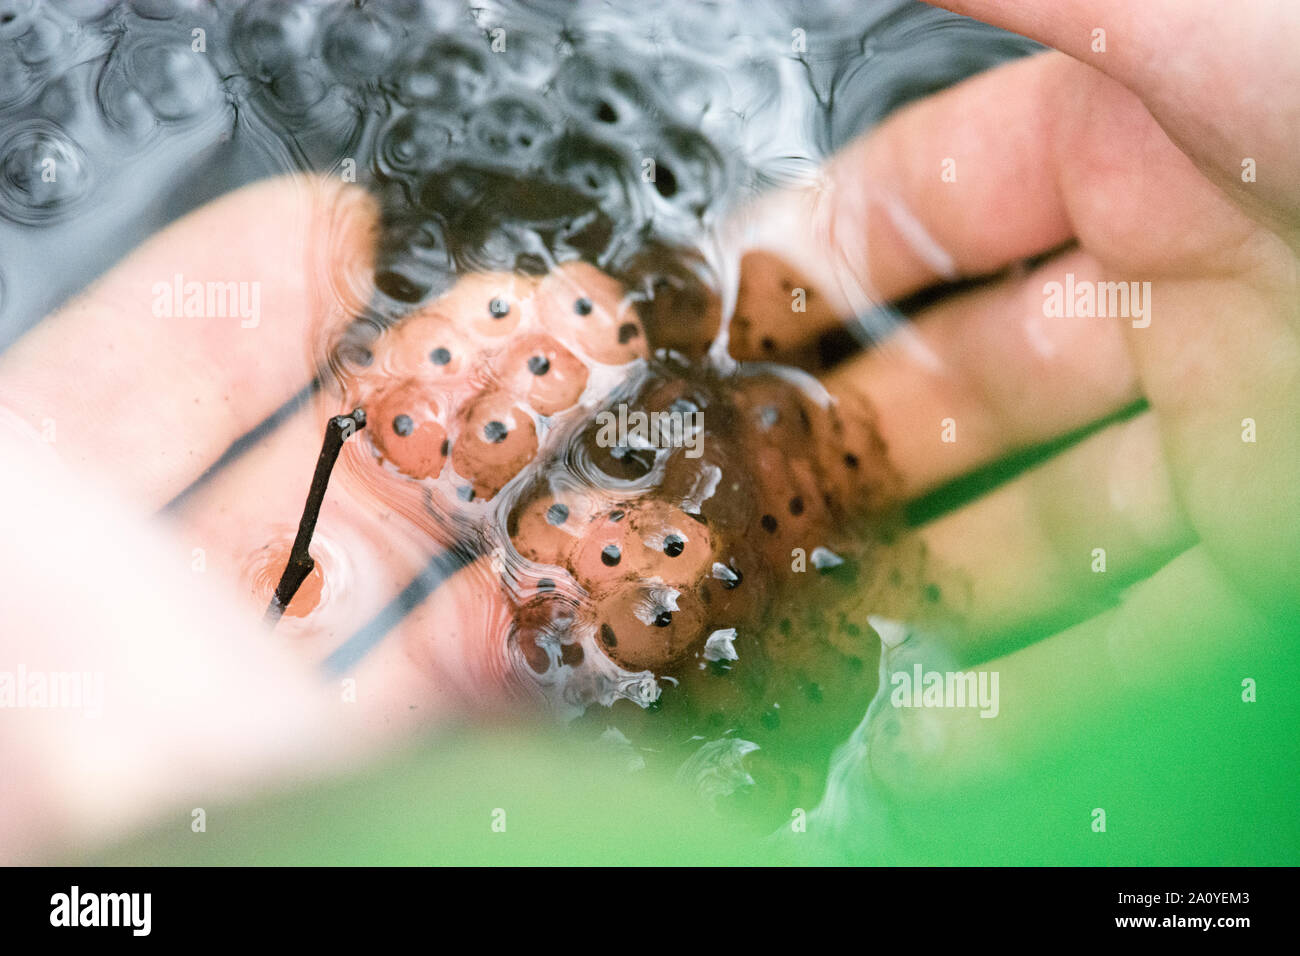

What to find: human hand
left=726, top=0, right=1299, bottom=797
left=4, top=0, right=1295, bottom=860
left=0, top=175, right=529, bottom=861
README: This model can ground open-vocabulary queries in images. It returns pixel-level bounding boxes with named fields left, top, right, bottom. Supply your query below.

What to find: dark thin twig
left=265, top=408, right=367, bottom=626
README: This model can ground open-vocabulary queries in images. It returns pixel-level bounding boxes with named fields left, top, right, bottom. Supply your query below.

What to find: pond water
left=0, top=0, right=1038, bottom=831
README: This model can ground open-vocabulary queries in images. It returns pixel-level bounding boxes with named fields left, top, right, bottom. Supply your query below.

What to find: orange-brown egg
left=751, top=448, right=830, bottom=564
left=567, top=507, right=640, bottom=588
left=626, top=499, right=714, bottom=582
left=509, top=486, right=600, bottom=566
left=512, top=592, right=585, bottom=675
left=369, top=307, right=471, bottom=380
left=491, top=333, right=590, bottom=416
left=586, top=581, right=706, bottom=672
left=733, top=374, right=820, bottom=451
left=367, top=382, right=450, bottom=480
left=450, top=390, right=539, bottom=500
left=439, top=271, right=538, bottom=339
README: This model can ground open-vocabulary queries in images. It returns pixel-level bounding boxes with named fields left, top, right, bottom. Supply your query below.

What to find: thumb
left=0, top=416, right=364, bottom=862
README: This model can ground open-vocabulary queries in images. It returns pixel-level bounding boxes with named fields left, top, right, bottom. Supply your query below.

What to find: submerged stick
left=265, top=408, right=367, bottom=626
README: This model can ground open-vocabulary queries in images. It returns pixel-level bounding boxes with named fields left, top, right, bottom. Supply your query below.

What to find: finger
left=173, top=401, right=438, bottom=631
left=896, top=412, right=1194, bottom=647
left=924, top=0, right=1300, bottom=231
left=735, top=51, right=1075, bottom=344
left=343, top=551, right=522, bottom=720
left=861, top=546, right=1283, bottom=800
left=824, top=248, right=1140, bottom=500
left=0, top=174, right=378, bottom=511
left=1115, top=268, right=1300, bottom=619
left=0, top=421, right=356, bottom=862
left=924, top=0, right=1163, bottom=76
left=732, top=51, right=1266, bottom=360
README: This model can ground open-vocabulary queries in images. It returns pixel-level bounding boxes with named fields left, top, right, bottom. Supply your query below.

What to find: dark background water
left=0, top=0, right=1036, bottom=348
left=9, top=2, right=1299, bottom=869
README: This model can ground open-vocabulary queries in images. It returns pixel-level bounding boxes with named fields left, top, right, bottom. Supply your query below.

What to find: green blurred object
left=99, top=456, right=1299, bottom=866
left=99, top=605, right=1297, bottom=866
left=97, top=730, right=784, bottom=866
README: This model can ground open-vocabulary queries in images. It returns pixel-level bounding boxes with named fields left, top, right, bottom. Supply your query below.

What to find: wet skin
left=1, top=0, right=1296, bottom=853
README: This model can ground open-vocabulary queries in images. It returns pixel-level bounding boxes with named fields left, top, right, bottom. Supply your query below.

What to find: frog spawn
left=505, top=362, right=897, bottom=821
left=504, top=360, right=891, bottom=728
left=339, top=266, right=891, bottom=772
left=346, top=261, right=649, bottom=506
left=512, top=495, right=714, bottom=673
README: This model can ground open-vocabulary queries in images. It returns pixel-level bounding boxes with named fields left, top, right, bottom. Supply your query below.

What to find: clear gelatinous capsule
left=535, top=261, right=648, bottom=365
left=446, top=271, right=537, bottom=339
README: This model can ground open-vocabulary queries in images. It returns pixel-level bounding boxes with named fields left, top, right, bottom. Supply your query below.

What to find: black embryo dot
left=601, top=544, right=621, bottom=567
left=430, top=347, right=451, bottom=365
left=488, top=297, right=510, bottom=319
left=528, top=355, right=550, bottom=375
left=663, top=534, right=685, bottom=557
left=392, top=414, right=414, bottom=436
left=483, top=420, right=508, bottom=443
